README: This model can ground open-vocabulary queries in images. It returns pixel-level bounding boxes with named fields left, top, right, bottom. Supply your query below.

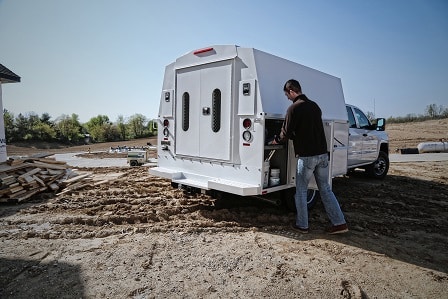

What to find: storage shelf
left=264, top=145, right=285, bottom=150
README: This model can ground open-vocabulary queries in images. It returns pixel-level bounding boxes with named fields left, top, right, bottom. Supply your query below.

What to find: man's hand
left=269, top=135, right=280, bottom=145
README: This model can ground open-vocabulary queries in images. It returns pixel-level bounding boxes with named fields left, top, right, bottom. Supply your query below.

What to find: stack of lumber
left=0, top=156, right=93, bottom=203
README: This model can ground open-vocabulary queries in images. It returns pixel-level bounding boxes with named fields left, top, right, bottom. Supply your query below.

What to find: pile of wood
left=0, top=156, right=93, bottom=203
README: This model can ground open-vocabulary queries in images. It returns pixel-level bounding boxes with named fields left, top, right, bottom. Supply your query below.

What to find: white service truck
left=149, top=45, right=389, bottom=208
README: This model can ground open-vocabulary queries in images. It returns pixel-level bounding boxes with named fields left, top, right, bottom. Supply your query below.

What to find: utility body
left=149, top=45, right=389, bottom=206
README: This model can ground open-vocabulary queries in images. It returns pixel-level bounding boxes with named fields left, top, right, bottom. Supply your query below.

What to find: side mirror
left=376, top=118, right=386, bottom=131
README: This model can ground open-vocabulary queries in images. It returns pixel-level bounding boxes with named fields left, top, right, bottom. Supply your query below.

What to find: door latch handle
left=202, top=107, right=210, bottom=115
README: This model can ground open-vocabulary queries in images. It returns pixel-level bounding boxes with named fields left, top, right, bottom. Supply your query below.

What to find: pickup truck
left=149, top=45, right=390, bottom=209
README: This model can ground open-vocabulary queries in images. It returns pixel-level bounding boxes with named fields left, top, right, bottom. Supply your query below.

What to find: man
left=272, top=79, right=348, bottom=234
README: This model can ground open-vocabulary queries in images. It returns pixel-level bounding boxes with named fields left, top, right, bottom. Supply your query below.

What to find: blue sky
left=1, top=0, right=447, bottom=123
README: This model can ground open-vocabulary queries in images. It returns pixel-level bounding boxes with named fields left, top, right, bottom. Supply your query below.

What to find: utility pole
left=373, top=98, right=376, bottom=117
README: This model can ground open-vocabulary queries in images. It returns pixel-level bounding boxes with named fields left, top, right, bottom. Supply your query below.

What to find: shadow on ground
left=207, top=173, right=448, bottom=274
left=0, top=258, right=84, bottom=298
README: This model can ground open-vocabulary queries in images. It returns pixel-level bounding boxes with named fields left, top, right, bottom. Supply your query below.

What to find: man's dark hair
left=284, top=79, right=302, bottom=93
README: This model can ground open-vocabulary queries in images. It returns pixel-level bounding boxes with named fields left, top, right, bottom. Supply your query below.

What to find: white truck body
left=150, top=45, right=388, bottom=198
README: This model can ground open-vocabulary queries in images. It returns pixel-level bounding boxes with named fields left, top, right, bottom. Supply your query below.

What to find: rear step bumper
left=149, top=167, right=260, bottom=196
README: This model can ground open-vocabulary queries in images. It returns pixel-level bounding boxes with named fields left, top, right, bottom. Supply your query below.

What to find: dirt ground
left=1, top=120, right=448, bottom=298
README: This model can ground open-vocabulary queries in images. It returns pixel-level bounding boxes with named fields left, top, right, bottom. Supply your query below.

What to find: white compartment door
left=175, top=60, right=232, bottom=160
left=175, top=67, right=201, bottom=157
left=199, top=60, right=232, bottom=160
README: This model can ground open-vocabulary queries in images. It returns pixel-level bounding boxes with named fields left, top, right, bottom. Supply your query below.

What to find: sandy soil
left=387, top=118, right=448, bottom=151
left=1, top=121, right=447, bottom=298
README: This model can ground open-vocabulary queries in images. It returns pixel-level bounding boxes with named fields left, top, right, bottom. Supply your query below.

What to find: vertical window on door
left=346, top=106, right=357, bottom=128
left=212, top=89, right=221, bottom=133
left=182, top=92, right=190, bottom=131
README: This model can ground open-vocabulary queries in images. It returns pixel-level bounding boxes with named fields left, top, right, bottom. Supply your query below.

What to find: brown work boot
left=291, top=223, right=309, bottom=234
left=327, top=223, right=349, bottom=234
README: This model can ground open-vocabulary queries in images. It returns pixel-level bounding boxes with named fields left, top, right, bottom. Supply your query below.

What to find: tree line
left=4, top=103, right=446, bottom=144
left=3, top=110, right=157, bottom=144
left=363, top=103, right=448, bottom=124
left=385, top=103, right=448, bottom=124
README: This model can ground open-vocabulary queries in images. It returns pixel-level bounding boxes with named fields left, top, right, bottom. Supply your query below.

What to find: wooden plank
left=18, top=175, right=35, bottom=184
left=6, top=159, right=24, bottom=166
left=0, top=188, right=11, bottom=196
left=8, top=188, right=26, bottom=197
left=0, top=162, right=34, bottom=174
left=9, top=182, right=20, bottom=188
left=48, top=183, right=59, bottom=191
left=32, top=175, right=46, bottom=187
left=26, top=158, right=67, bottom=165
left=47, top=169, right=64, bottom=175
left=57, top=182, right=90, bottom=195
left=61, top=173, right=91, bottom=185
left=16, top=187, right=47, bottom=202
left=93, top=179, right=110, bottom=186
left=30, top=161, right=68, bottom=170
left=18, top=168, right=42, bottom=178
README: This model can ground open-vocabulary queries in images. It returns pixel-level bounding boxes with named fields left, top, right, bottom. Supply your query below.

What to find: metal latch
left=202, top=107, right=210, bottom=115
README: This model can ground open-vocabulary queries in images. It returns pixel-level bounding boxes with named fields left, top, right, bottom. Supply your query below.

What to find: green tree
left=3, top=109, right=16, bottom=142
left=40, top=112, right=53, bottom=126
left=14, top=113, right=30, bottom=141
left=55, top=114, right=83, bottom=143
left=128, top=114, right=148, bottom=138
left=425, top=104, right=443, bottom=118
left=116, top=115, right=128, bottom=140
left=85, top=115, right=111, bottom=142
left=103, top=123, right=121, bottom=141
left=34, top=122, right=57, bottom=141
left=147, top=119, right=158, bottom=136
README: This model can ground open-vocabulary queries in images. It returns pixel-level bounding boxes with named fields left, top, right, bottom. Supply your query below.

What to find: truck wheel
left=366, top=151, right=389, bottom=179
left=283, top=188, right=319, bottom=212
left=130, top=160, right=138, bottom=167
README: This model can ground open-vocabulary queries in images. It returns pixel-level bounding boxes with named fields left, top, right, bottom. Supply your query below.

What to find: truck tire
left=366, top=151, right=389, bottom=179
left=284, top=188, right=319, bottom=212
left=130, top=160, right=138, bottom=167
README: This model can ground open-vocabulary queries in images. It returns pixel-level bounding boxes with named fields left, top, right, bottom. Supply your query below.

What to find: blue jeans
left=295, top=153, right=346, bottom=229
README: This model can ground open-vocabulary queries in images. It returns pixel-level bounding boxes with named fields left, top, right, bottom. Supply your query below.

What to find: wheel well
left=380, top=143, right=389, bottom=155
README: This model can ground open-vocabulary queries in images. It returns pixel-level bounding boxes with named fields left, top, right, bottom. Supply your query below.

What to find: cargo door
left=175, top=60, right=232, bottom=161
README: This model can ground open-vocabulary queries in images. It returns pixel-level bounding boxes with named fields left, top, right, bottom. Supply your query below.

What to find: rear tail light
left=163, top=119, right=169, bottom=127
left=242, top=118, right=253, bottom=143
left=243, top=118, right=252, bottom=129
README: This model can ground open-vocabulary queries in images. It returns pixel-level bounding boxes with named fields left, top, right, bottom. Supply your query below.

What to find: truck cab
left=346, top=104, right=389, bottom=179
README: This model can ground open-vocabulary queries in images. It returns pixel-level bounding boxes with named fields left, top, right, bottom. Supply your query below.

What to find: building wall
left=0, top=84, right=7, bottom=162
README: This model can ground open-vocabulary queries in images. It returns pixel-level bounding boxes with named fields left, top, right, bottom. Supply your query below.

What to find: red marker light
left=243, top=118, right=252, bottom=129
left=163, top=119, right=169, bottom=127
left=194, top=47, right=214, bottom=55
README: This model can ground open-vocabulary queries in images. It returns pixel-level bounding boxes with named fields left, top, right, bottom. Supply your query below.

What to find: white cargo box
left=150, top=45, right=348, bottom=197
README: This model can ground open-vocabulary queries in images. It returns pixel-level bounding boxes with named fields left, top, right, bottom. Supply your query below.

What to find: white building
left=0, top=64, right=21, bottom=162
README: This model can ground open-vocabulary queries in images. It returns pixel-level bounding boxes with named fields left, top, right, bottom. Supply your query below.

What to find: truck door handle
left=202, top=107, right=210, bottom=115
left=363, top=133, right=368, bottom=137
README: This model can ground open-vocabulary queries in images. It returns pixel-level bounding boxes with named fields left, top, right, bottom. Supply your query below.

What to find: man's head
left=283, top=79, right=302, bottom=101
